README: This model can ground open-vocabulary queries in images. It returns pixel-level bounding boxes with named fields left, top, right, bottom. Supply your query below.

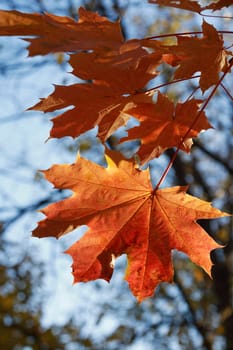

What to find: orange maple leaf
left=33, top=156, right=227, bottom=301
left=0, top=7, right=123, bottom=55
left=121, top=92, right=212, bottom=164
left=164, top=21, right=228, bottom=92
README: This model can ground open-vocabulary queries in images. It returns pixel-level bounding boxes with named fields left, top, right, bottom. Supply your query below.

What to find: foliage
left=0, top=0, right=232, bottom=302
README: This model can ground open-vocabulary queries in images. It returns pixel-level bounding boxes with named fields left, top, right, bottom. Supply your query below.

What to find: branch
left=2, top=192, right=65, bottom=232
left=194, top=141, right=233, bottom=176
left=143, top=75, right=200, bottom=94
left=174, top=272, right=213, bottom=350
left=144, top=31, right=233, bottom=40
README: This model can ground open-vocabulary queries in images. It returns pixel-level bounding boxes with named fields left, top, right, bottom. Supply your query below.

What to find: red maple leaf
left=30, top=36, right=162, bottom=141
left=31, top=84, right=156, bottom=141
left=121, top=92, right=212, bottom=164
left=33, top=156, right=227, bottom=301
left=164, top=21, right=228, bottom=92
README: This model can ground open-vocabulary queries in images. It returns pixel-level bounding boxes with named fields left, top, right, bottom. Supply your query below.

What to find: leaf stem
left=220, top=83, right=233, bottom=101
left=143, top=75, right=200, bottom=94
left=201, top=14, right=233, bottom=20
left=153, top=60, right=233, bottom=193
left=144, top=31, right=233, bottom=40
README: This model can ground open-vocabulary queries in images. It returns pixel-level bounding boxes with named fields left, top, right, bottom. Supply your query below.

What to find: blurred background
left=0, top=0, right=232, bottom=349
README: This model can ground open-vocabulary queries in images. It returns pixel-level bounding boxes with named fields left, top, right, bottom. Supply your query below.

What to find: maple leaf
left=31, top=38, right=161, bottom=141
left=33, top=156, right=227, bottom=302
left=164, top=21, right=228, bottom=92
left=148, top=0, right=203, bottom=13
left=121, top=92, right=212, bottom=164
left=31, top=84, right=155, bottom=141
left=0, top=7, right=123, bottom=56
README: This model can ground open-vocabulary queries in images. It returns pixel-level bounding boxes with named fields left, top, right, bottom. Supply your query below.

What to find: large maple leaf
left=121, top=92, right=212, bottom=164
left=33, top=156, right=227, bottom=301
left=164, top=21, right=228, bottom=92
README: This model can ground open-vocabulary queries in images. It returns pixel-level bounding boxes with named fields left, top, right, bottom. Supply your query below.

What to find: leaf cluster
left=0, top=0, right=232, bottom=301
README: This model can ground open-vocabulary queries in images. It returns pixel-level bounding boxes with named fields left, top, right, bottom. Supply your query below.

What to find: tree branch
left=194, top=141, right=233, bottom=176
